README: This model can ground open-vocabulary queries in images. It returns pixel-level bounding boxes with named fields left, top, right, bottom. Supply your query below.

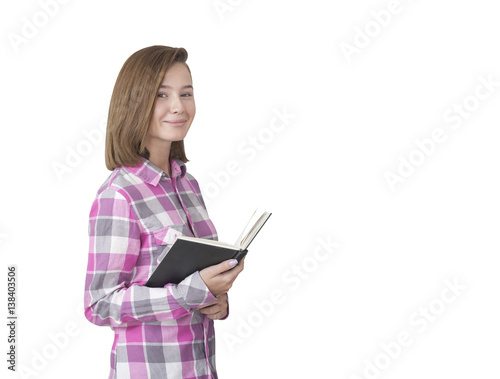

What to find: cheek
left=149, top=108, right=164, bottom=133
left=187, top=102, right=196, bottom=117
left=149, top=108, right=160, bottom=125
left=153, top=103, right=166, bottom=117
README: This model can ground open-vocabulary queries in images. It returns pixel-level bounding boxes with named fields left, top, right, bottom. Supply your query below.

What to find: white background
left=1, top=0, right=499, bottom=378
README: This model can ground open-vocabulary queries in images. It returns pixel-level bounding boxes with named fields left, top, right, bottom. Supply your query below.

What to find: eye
left=157, top=93, right=167, bottom=98
left=181, top=93, right=193, bottom=98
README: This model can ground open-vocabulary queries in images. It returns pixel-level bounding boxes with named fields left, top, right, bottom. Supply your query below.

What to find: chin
left=154, top=127, right=190, bottom=143
left=166, top=132, right=188, bottom=142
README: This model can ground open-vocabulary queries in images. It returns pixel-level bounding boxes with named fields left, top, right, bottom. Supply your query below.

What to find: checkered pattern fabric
left=84, top=157, right=222, bottom=379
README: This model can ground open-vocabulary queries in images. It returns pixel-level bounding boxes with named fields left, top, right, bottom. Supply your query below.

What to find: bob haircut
left=105, top=45, right=190, bottom=171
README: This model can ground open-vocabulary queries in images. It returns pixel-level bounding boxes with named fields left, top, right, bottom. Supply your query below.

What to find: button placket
left=171, top=175, right=197, bottom=237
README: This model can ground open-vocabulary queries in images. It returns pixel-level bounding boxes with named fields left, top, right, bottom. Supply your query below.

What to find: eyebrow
left=159, top=84, right=193, bottom=90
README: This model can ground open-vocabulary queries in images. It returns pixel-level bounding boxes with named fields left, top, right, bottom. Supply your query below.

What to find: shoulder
left=93, top=167, right=137, bottom=203
left=89, top=169, right=142, bottom=223
left=184, top=170, right=198, bottom=183
left=184, top=170, right=202, bottom=194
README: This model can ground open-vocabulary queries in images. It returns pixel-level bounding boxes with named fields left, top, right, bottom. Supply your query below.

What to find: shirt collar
left=123, top=157, right=187, bottom=186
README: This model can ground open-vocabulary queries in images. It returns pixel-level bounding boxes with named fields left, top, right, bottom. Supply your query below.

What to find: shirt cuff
left=172, top=271, right=217, bottom=310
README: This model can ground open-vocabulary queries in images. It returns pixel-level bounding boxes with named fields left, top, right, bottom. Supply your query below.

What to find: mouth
left=164, top=120, right=187, bottom=127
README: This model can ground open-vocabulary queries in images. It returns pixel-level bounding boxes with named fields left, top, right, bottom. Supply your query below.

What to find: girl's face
left=146, top=62, right=195, bottom=147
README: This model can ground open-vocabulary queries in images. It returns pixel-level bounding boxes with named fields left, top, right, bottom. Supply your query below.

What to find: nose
left=170, top=95, right=184, bottom=114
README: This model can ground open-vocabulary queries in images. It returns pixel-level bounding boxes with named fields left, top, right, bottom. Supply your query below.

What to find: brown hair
left=105, top=45, right=190, bottom=170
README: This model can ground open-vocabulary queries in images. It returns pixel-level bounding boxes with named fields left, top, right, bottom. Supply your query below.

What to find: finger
left=196, top=300, right=217, bottom=310
left=198, top=305, right=212, bottom=314
left=207, top=311, right=225, bottom=320
left=199, top=304, right=221, bottom=315
left=198, top=306, right=213, bottom=315
left=203, top=259, right=239, bottom=278
left=196, top=294, right=227, bottom=312
left=199, top=300, right=221, bottom=313
left=199, top=296, right=228, bottom=314
left=203, top=304, right=227, bottom=319
left=217, top=260, right=244, bottom=281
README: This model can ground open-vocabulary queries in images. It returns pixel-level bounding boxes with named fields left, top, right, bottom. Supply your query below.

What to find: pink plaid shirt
left=84, top=157, right=222, bottom=379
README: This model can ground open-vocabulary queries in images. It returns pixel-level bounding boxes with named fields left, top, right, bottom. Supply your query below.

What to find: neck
left=145, top=139, right=172, bottom=176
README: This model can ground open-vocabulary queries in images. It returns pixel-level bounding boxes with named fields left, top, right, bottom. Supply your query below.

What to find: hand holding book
left=145, top=209, right=271, bottom=287
left=199, top=256, right=246, bottom=297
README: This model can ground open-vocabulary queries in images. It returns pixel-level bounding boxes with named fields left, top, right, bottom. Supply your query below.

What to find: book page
left=234, top=209, right=258, bottom=247
left=239, top=211, right=271, bottom=250
left=178, top=236, right=238, bottom=249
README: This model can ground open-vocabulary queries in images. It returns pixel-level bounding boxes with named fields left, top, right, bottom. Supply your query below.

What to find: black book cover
left=145, top=239, right=248, bottom=287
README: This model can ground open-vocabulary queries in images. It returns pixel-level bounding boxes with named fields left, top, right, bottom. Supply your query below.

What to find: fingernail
left=229, top=259, right=238, bottom=267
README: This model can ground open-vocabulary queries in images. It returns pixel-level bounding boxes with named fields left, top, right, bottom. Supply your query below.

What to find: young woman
left=84, top=45, right=245, bottom=379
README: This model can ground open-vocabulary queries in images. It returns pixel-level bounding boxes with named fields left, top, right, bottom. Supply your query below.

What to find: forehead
left=160, top=62, right=192, bottom=85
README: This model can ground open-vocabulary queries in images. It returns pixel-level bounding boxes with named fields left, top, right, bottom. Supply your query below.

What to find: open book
left=145, top=209, right=272, bottom=287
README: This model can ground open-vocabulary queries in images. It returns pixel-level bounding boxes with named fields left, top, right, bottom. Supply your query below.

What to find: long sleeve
left=84, top=188, right=216, bottom=328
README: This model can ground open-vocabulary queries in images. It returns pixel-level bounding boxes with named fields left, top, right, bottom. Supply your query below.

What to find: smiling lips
left=164, top=119, right=186, bottom=127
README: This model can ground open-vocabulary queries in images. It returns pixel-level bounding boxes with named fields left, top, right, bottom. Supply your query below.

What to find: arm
left=198, top=256, right=246, bottom=320
left=83, top=188, right=216, bottom=328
